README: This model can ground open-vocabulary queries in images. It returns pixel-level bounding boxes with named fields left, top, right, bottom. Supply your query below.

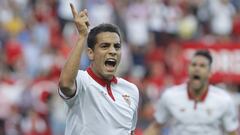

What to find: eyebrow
left=191, top=61, right=208, bottom=65
left=99, top=42, right=121, bottom=45
left=114, top=43, right=121, bottom=46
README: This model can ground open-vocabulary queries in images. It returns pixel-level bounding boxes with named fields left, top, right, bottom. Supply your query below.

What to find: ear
left=206, top=65, right=212, bottom=78
left=87, top=48, right=94, bottom=61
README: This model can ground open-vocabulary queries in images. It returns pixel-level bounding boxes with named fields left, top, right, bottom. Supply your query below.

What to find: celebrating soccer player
left=144, top=50, right=239, bottom=135
left=58, top=3, right=139, bottom=135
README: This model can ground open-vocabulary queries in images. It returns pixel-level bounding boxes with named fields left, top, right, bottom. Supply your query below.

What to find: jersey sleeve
left=131, top=84, right=140, bottom=131
left=154, top=90, right=171, bottom=124
left=222, top=96, right=239, bottom=132
left=131, top=109, right=138, bottom=131
left=58, top=70, right=84, bottom=107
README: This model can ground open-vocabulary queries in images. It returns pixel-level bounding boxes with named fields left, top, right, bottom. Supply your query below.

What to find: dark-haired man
left=144, top=50, right=238, bottom=135
left=58, top=4, right=139, bottom=135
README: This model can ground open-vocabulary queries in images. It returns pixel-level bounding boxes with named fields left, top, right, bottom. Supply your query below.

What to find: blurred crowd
left=0, top=0, right=240, bottom=135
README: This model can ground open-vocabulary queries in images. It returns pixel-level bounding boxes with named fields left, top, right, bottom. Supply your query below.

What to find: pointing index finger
left=70, top=3, right=78, bottom=18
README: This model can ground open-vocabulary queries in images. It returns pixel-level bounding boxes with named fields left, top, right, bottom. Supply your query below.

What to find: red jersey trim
left=86, top=67, right=117, bottom=101
left=86, top=67, right=117, bottom=86
left=187, top=83, right=209, bottom=102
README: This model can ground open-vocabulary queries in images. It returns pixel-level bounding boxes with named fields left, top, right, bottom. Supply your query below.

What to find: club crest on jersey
left=122, top=94, right=131, bottom=106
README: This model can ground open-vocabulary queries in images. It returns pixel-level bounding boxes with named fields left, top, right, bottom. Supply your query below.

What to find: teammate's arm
left=59, top=3, right=89, bottom=97
left=143, top=121, right=163, bottom=135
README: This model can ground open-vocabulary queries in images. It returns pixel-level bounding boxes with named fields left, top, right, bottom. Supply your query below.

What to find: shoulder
left=76, top=70, right=89, bottom=80
left=117, top=78, right=138, bottom=90
left=75, top=70, right=92, bottom=88
left=77, top=70, right=88, bottom=76
left=117, top=78, right=139, bottom=97
left=209, top=85, right=233, bottom=102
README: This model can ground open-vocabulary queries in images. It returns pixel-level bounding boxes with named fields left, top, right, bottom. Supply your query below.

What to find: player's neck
left=193, top=89, right=204, bottom=97
left=189, top=82, right=209, bottom=101
left=90, top=65, right=113, bottom=81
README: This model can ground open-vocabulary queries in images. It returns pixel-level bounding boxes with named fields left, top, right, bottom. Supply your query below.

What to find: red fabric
left=145, top=47, right=164, bottom=65
left=40, top=91, right=50, bottom=103
left=106, top=84, right=115, bottom=101
left=86, top=67, right=117, bottom=86
left=5, top=40, right=23, bottom=65
left=49, top=19, right=61, bottom=48
left=232, top=16, right=240, bottom=36
left=187, top=83, right=209, bottom=102
left=87, top=67, right=117, bottom=101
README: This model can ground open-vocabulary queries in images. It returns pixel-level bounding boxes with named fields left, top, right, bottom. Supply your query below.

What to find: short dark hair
left=194, top=50, right=213, bottom=65
left=87, top=23, right=121, bottom=49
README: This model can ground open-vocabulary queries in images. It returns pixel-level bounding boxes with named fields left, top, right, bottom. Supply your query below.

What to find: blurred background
left=0, top=0, right=240, bottom=134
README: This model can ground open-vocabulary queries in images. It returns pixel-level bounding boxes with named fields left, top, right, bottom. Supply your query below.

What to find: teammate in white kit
left=58, top=3, right=139, bottom=135
left=144, top=50, right=239, bottom=135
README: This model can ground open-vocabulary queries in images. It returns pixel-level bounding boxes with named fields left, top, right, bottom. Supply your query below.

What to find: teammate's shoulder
left=210, top=85, right=228, bottom=94
left=209, top=85, right=232, bottom=100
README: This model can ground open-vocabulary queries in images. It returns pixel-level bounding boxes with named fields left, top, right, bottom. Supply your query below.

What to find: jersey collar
left=86, top=67, right=117, bottom=86
left=187, top=83, right=209, bottom=102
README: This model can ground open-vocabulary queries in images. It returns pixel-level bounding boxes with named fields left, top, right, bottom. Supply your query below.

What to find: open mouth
left=104, top=58, right=117, bottom=71
left=192, top=75, right=201, bottom=80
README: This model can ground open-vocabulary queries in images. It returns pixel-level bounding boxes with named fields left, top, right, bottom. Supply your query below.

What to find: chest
left=167, top=97, right=225, bottom=124
left=81, top=84, right=136, bottom=123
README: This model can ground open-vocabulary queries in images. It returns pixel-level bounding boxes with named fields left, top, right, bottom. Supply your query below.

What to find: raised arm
left=59, top=3, right=89, bottom=97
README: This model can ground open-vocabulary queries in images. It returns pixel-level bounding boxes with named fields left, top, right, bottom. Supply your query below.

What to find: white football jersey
left=59, top=68, right=139, bottom=135
left=155, top=83, right=239, bottom=135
